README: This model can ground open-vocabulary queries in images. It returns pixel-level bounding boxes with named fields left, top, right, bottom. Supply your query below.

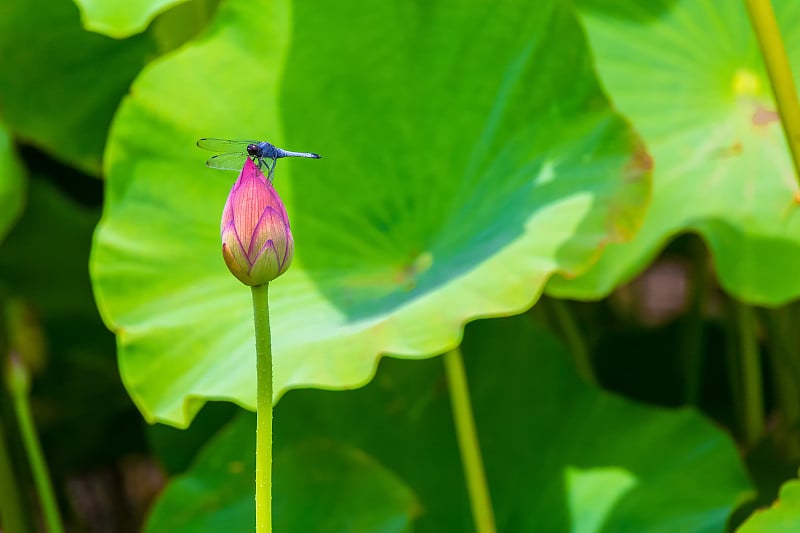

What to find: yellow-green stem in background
left=7, top=355, right=63, bottom=533
left=745, top=0, right=800, bottom=186
left=548, top=298, right=595, bottom=386
left=443, top=348, right=496, bottom=533
left=731, top=302, right=764, bottom=447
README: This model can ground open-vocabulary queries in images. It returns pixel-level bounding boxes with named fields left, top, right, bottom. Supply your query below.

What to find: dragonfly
left=196, top=138, right=321, bottom=180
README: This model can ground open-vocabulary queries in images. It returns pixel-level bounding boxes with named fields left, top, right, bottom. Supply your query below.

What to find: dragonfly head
left=246, top=143, right=260, bottom=157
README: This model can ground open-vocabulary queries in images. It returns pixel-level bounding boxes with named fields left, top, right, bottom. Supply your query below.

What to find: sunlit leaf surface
left=737, top=469, right=800, bottom=532
left=549, top=0, right=800, bottom=304
left=73, top=0, right=190, bottom=38
left=91, top=0, right=651, bottom=426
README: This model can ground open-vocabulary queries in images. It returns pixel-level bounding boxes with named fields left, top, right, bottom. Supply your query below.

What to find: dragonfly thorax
left=249, top=141, right=281, bottom=159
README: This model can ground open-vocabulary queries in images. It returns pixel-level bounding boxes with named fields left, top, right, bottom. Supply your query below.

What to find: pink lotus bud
left=220, top=158, right=294, bottom=285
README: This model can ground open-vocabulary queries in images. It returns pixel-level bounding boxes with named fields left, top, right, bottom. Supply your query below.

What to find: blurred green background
left=1, top=0, right=800, bottom=531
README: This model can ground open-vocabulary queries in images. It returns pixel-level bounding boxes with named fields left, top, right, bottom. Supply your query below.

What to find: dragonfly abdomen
left=278, top=149, right=322, bottom=159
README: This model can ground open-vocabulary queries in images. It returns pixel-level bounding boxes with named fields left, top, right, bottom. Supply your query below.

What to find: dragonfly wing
left=205, top=152, right=249, bottom=171
left=196, top=138, right=257, bottom=152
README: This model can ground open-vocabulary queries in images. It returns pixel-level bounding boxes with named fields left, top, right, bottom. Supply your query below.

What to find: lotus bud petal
left=220, top=158, right=294, bottom=285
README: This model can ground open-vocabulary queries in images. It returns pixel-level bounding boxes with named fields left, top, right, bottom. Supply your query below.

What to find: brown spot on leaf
left=709, top=141, right=743, bottom=159
left=392, top=251, right=433, bottom=291
left=753, top=105, right=780, bottom=126
left=623, top=140, right=653, bottom=182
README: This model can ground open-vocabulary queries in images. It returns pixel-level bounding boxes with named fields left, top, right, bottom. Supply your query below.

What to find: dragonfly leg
left=255, top=156, right=273, bottom=178
left=267, top=157, right=278, bottom=181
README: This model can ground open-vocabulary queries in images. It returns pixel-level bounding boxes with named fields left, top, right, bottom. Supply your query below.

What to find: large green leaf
left=0, top=0, right=155, bottom=175
left=90, top=0, right=651, bottom=427
left=145, top=411, right=419, bottom=532
left=738, top=469, right=800, bottom=532
left=149, top=315, right=752, bottom=531
left=548, top=0, right=800, bottom=304
left=0, top=123, right=25, bottom=244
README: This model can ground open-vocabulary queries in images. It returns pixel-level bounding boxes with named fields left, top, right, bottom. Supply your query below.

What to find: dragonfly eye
left=246, top=143, right=259, bottom=157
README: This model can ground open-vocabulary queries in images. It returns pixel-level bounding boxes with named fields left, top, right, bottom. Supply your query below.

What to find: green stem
left=251, top=284, right=273, bottom=533
left=547, top=298, right=595, bottom=386
left=724, top=320, right=743, bottom=441
left=8, top=357, right=63, bottom=533
left=680, top=237, right=708, bottom=405
left=731, top=301, right=764, bottom=447
left=761, top=307, right=800, bottom=455
left=443, top=348, right=496, bottom=533
left=745, top=0, right=800, bottom=186
left=0, top=418, right=31, bottom=533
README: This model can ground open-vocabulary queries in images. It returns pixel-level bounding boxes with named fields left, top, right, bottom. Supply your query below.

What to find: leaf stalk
left=7, top=355, right=63, bottom=533
left=731, top=301, right=764, bottom=447
left=443, top=347, right=496, bottom=533
left=745, top=0, right=800, bottom=186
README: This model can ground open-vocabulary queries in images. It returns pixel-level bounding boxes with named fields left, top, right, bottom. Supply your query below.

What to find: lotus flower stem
left=443, top=348, right=496, bottom=533
left=7, top=354, right=64, bottom=533
left=251, top=283, right=273, bottom=532
left=217, top=154, right=296, bottom=532
left=745, top=0, right=800, bottom=187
